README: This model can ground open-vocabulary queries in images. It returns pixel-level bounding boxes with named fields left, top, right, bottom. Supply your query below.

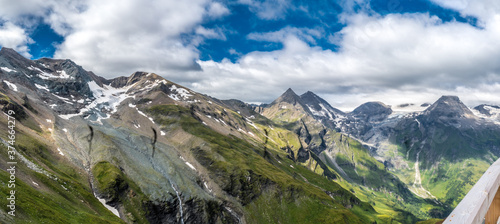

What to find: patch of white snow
left=57, top=148, right=64, bottom=156
left=3, top=80, right=18, bottom=91
left=34, top=83, right=50, bottom=91
left=185, top=162, right=196, bottom=170
left=95, top=194, right=120, bottom=218
left=1, top=67, right=16, bottom=73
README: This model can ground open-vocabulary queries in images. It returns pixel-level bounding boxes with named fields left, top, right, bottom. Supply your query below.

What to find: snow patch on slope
left=38, top=70, right=72, bottom=80
left=57, top=148, right=64, bottom=156
left=129, top=103, right=155, bottom=123
left=35, top=83, right=50, bottom=91
left=472, top=106, right=500, bottom=125
left=95, top=194, right=120, bottom=218
left=1, top=67, right=15, bottom=73
left=185, top=162, right=196, bottom=170
left=59, top=81, right=133, bottom=122
left=3, top=80, right=17, bottom=91
left=169, top=85, right=193, bottom=101
left=57, top=70, right=71, bottom=79
left=137, top=109, right=155, bottom=123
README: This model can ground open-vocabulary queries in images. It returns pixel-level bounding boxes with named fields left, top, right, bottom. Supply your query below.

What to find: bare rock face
left=2, top=48, right=379, bottom=223
left=350, top=102, right=392, bottom=122
left=273, top=88, right=303, bottom=106
left=0, top=48, right=100, bottom=115
left=268, top=88, right=313, bottom=116
left=300, top=91, right=346, bottom=129
left=423, top=95, right=474, bottom=120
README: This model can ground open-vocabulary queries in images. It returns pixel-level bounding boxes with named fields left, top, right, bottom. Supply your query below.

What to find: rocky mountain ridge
left=254, top=86, right=500, bottom=217
left=1, top=47, right=499, bottom=223
left=0, top=48, right=382, bottom=223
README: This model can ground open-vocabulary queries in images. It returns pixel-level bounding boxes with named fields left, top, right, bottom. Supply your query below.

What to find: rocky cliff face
left=259, top=86, right=500, bottom=217
left=0, top=48, right=379, bottom=224
left=310, top=93, right=500, bottom=211
left=260, top=88, right=329, bottom=161
left=0, top=48, right=99, bottom=115
left=299, top=91, right=345, bottom=130
left=392, top=98, right=500, bottom=208
left=256, top=88, right=441, bottom=221
left=422, top=95, right=474, bottom=120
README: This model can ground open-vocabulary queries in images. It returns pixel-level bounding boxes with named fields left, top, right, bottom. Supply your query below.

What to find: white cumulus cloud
left=186, top=12, right=500, bottom=110
left=1, top=0, right=500, bottom=111
left=207, top=2, right=230, bottom=18
left=52, top=0, right=226, bottom=77
left=430, top=0, right=500, bottom=22
left=0, top=22, right=33, bottom=57
left=0, top=0, right=231, bottom=77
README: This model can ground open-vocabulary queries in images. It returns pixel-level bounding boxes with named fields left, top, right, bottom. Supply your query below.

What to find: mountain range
left=1, top=47, right=499, bottom=223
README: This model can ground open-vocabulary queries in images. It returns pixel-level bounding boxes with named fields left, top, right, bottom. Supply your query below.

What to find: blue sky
left=1, top=0, right=500, bottom=110
left=196, top=0, right=478, bottom=62
left=25, top=0, right=475, bottom=61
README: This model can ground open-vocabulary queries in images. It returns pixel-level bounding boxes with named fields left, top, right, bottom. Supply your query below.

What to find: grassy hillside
left=0, top=121, right=124, bottom=223
left=256, top=99, right=441, bottom=222
left=394, top=118, right=500, bottom=210
left=147, top=104, right=380, bottom=223
left=319, top=132, right=439, bottom=222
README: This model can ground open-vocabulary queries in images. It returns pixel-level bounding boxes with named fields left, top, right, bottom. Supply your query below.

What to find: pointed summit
left=300, top=91, right=317, bottom=102
left=282, top=88, right=298, bottom=98
left=262, top=88, right=313, bottom=121
left=300, top=91, right=345, bottom=116
left=424, top=95, right=474, bottom=118
left=271, top=88, right=303, bottom=106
